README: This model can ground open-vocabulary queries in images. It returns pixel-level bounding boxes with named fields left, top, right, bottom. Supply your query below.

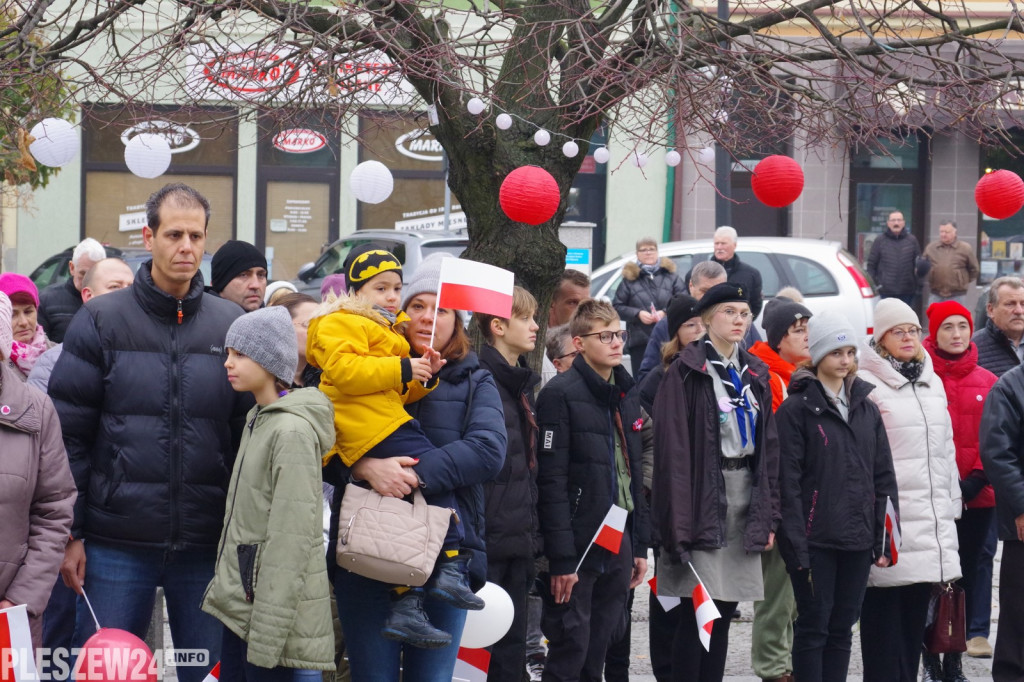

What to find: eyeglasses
left=716, top=307, right=752, bottom=321
left=580, top=330, right=629, bottom=345
left=637, top=247, right=658, bottom=253
left=556, top=350, right=579, bottom=361
left=888, top=326, right=921, bottom=340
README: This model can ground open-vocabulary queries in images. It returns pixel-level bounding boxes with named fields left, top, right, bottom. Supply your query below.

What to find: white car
left=591, top=237, right=879, bottom=338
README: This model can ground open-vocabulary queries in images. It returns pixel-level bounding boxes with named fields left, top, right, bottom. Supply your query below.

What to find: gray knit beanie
left=225, top=306, right=297, bottom=385
left=401, top=253, right=465, bottom=321
left=872, top=298, right=920, bottom=343
left=808, top=310, right=858, bottom=365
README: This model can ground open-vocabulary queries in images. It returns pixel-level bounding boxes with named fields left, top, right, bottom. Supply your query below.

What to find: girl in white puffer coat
left=856, top=298, right=961, bottom=682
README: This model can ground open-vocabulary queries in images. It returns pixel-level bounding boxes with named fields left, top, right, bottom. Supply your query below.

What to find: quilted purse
left=336, top=483, right=452, bottom=586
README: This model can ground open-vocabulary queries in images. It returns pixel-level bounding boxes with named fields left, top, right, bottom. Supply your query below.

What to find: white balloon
left=631, top=152, right=649, bottom=168
left=698, top=147, right=716, bottom=165
left=562, top=141, right=579, bottom=158
left=467, top=97, right=486, bottom=115
left=665, top=150, right=681, bottom=167
left=534, top=129, right=551, bottom=146
left=124, top=133, right=172, bottom=179
left=350, top=160, right=394, bottom=204
left=593, top=147, right=610, bottom=164
left=495, top=114, right=513, bottom=130
left=29, top=118, right=79, bottom=168
left=460, top=582, right=515, bottom=649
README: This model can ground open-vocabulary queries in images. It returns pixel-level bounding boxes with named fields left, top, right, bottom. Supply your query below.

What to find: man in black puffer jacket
left=476, top=286, right=542, bottom=682
left=49, top=184, right=251, bottom=680
left=866, top=211, right=929, bottom=305
left=536, top=299, right=650, bottom=682
left=974, top=276, right=1024, bottom=378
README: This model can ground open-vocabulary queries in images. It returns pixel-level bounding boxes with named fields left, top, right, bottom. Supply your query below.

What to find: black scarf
left=704, top=338, right=758, bottom=448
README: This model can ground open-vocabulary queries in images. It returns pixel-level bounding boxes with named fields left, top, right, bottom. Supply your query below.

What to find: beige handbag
left=336, top=483, right=452, bottom=586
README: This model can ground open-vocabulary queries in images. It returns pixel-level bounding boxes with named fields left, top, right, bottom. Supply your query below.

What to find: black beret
left=667, top=295, right=701, bottom=339
left=696, top=282, right=749, bottom=314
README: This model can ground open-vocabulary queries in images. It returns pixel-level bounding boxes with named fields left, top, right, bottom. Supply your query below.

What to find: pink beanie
left=0, top=292, right=11, bottom=361
left=0, top=273, right=39, bottom=307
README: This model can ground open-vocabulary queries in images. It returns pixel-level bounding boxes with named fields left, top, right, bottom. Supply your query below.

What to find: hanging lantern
left=350, top=160, right=394, bottom=204
left=467, top=97, right=486, bottom=115
left=698, top=147, right=716, bottom=165
left=631, top=151, right=649, bottom=168
left=533, top=129, right=551, bottom=146
left=495, top=114, right=513, bottom=130
left=29, top=118, right=79, bottom=168
left=562, top=141, right=579, bottom=158
left=124, top=134, right=172, bottom=179
left=751, top=155, right=804, bottom=208
left=499, top=166, right=560, bottom=225
left=665, top=150, right=681, bottom=167
left=975, top=170, right=1024, bottom=220
left=593, top=147, right=610, bottom=164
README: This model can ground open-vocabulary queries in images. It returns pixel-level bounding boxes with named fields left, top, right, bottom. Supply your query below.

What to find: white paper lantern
left=562, top=141, right=579, bottom=158
left=665, top=150, right=682, bottom=167
left=350, top=160, right=394, bottom=204
left=467, top=97, right=486, bottom=115
left=594, top=147, right=610, bottom=164
left=631, top=151, right=649, bottom=168
left=533, top=129, right=551, bottom=146
left=495, top=114, right=513, bottom=130
left=124, top=133, right=172, bottom=179
left=698, top=146, right=716, bottom=165
left=29, top=118, right=79, bottom=168
left=460, top=582, right=515, bottom=649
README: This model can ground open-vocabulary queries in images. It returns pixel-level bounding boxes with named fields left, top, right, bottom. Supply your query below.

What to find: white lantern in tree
left=533, top=129, right=551, bottom=146
left=124, top=134, right=172, bottom=179
left=593, top=147, right=610, bottom=164
left=29, top=118, right=79, bottom=168
left=467, top=97, right=486, bottom=115
left=350, top=160, right=394, bottom=204
left=665, top=150, right=681, bottom=167
left=495, top=114, right=513, bottom=130
left=562, top=141, right=579, bottom=158
left=631, top=151, right=649, bottom=168
left=698, top=147, right=716, bottom=165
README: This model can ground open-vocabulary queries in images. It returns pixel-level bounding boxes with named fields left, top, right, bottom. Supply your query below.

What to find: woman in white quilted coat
left=857, top=298, right=961, bottom=682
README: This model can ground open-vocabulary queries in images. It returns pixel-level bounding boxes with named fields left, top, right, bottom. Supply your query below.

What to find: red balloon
left=499, top=166, right=561, bottom=225
left=751, top=155, right=805, bottom=208
left=74, top=628, right=157, bottom=682
left=975, top=170, right=1024, bottom=220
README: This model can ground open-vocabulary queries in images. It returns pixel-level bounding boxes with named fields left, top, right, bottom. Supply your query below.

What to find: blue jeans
left=72, top=541, right=221, bottom=682
left=969, top=512, right=998, bottom=638
left=42, top=576, right=76, bottom=650
left=333, top=567, right=466, bottom=682
left=219, top=628, right=321, bottom=682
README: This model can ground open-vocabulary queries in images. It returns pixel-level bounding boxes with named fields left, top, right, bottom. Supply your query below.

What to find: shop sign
left=120, top=120, right=201, bottom=154
left=273, top=128, right=327, bottom=153
left=394, top=129, right=444, bottom=162
left=203, top=50, right=302, bottom=94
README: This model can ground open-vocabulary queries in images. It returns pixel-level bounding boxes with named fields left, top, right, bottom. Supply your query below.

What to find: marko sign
left=273, top=129, right=328, bottom=154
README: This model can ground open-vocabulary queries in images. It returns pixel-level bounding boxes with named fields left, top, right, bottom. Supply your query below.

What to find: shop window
left=980, top=129, right=1024, bottom=284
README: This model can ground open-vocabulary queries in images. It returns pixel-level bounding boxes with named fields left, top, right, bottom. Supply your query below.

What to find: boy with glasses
left=535, top=299, right=650, bottom=682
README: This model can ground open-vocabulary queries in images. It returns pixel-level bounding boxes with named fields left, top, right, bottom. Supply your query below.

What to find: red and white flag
left=452, top=647, right=489, bottom=682
left=0, top=604, right=38, bottom=682
left=575, top=504, right=628, bottom=573
left=437, top=258, right=515, bottom=318
left=201, top=662, right=220, bottom=682
left=689, top=564, right=721, bottom=652
left=884, top=495, right=901, bottom=565
left=648, top=576, right=681, bottom=612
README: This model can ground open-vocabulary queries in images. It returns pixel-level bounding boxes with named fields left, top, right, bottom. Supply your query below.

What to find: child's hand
left=421, top=347, right=447, bottom=375
left=409, top=357, right=434, bottom=383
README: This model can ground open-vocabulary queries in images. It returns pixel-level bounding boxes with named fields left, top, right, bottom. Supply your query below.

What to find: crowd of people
left=2, top=183, right=1023, bottom=682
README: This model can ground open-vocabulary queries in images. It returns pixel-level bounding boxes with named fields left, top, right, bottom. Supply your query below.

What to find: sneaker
left=966, top=635, right=993, bottom=658
left=525, top=653, right=545, bottom=682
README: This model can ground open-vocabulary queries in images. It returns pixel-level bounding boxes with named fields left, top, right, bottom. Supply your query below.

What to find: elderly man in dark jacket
left=866, top=211, right=929, bottom=305
left=49, top=184, right=250, bottom=682
left=974, top=276, right=1024, bottom=378
left=37, top=238, right=106, bottom=343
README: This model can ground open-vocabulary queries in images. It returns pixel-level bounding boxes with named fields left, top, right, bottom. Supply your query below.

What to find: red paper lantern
left=751, top=155, right=805, bottom=208
left=499, top=166, right=561, bottom=225
left=975, top=170, right=1024, bottom=220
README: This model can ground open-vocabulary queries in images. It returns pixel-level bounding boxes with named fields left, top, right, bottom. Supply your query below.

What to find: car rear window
left=421, top=242, right=467, bottom=259
left=736, top=251, right=780, bottom=297
left=777, top=253, right=839, bottom=297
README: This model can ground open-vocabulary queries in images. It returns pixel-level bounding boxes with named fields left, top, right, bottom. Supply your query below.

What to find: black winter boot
left=381, top=588, right=452, bottom=649
left=427, top=552, right=485, bottom=610
left=921, top=652, right=944, bottom=682
left=943, top=652, right=970, bottom=682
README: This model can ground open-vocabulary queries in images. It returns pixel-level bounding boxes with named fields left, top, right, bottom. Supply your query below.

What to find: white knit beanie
left=808, top=310, right=858, bottom=365
left=872, top=298, right=920, bottom=343
left=0, top=292, right=11, bottom=361
left=225, top=306, right=297, bottom=385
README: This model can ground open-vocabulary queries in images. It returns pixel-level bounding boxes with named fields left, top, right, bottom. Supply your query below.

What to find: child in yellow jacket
left=307, top=245, right=483, bottom=650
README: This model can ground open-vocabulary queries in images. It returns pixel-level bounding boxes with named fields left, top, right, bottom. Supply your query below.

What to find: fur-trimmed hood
left=622, top=257, right=676, bottom=281
left=312, top=292, right=409, bottom=331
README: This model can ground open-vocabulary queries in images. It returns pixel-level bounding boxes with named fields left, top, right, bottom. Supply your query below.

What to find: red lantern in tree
left=499, top=166, right=561, bottom=225
left=975, top=170, right=1024, bottom=220
left=751, top=155, right=805, bottom=208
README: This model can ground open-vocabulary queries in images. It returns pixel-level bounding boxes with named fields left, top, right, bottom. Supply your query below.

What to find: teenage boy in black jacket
left=535, top=299, right=650, bottom=682
left=476, top=286, right=542, bottom=682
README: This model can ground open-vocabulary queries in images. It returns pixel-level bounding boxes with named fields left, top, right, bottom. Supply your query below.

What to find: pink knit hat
left=0, top=273, right=39, bottom=307
left=0, top=292, right=12, bottom=361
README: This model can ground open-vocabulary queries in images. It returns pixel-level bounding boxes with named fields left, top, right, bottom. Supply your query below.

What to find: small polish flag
left=883, top=495, right=901, bottom=565
left=437, top=258, right=515, bottom=318
left=575, top=504, right=628, bottom=573
left=648, top=576, right=681, bottom=612
left=201, top=662, right=220, bottom=682
left=0, top=604, right=39, bottom=682
left=689, top=564, right=721, bottom=652
left=452, top=647, right=489, bottom=682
